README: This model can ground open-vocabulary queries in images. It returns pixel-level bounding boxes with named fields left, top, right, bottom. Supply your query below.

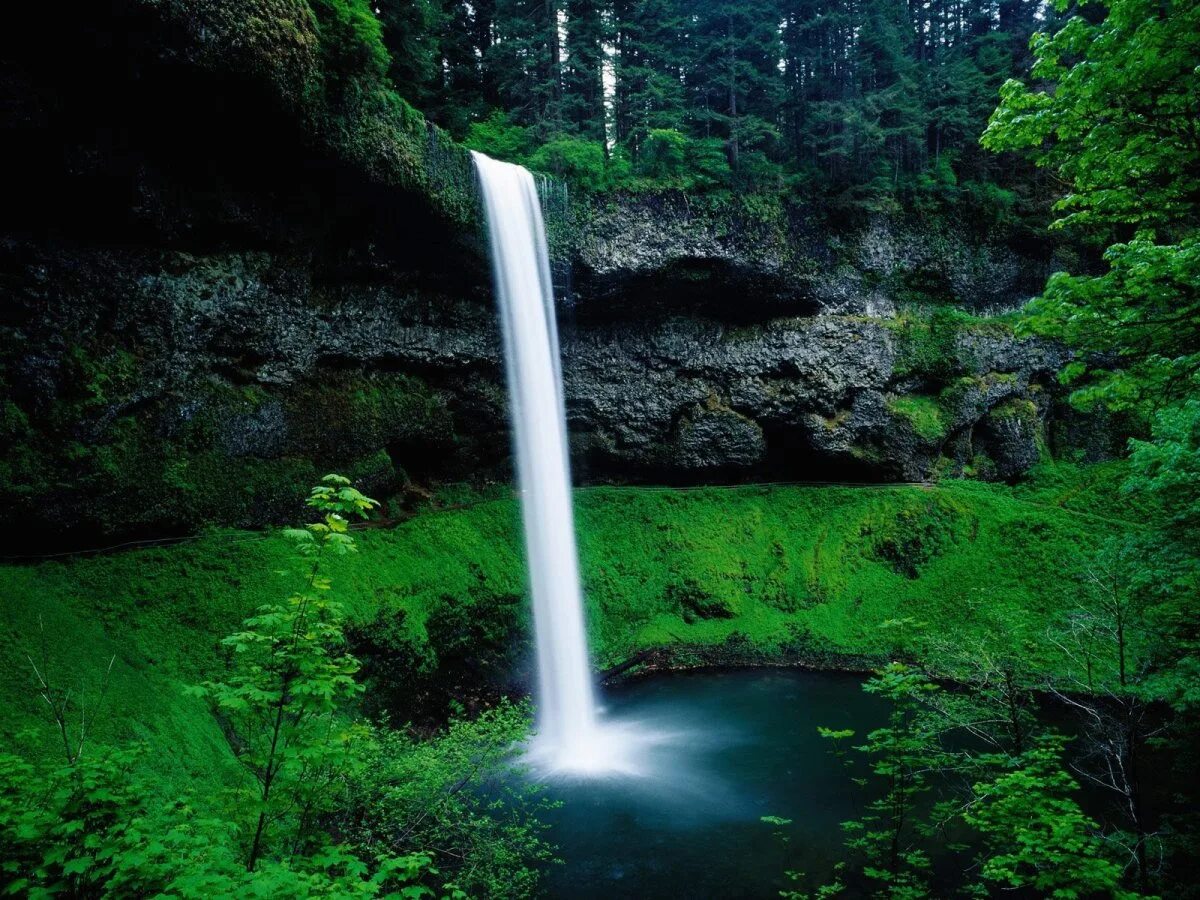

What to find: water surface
left=540, top=669, right=886, bottom=898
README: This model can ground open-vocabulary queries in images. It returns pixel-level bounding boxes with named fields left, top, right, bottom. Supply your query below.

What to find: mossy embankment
left=0, top=463, right=1139, bottom=789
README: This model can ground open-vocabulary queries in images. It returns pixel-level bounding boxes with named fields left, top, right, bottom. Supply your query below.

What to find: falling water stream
left=472, top=151, right=603, bottom=771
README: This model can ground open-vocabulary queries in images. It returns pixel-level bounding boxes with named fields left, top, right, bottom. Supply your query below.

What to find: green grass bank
left=0, top=463, right=1136, bottom=787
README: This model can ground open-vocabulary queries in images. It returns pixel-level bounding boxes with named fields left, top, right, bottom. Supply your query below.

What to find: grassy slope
left=0, top=464, right=1138, bottom=787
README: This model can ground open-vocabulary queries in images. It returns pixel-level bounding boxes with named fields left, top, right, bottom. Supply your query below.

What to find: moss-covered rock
left=860, top=492, right=965, bottom=577
left=0, top=331, right=477, bottom=544
left=667, top=577, right=738, bottom=624
left=118, top=0, right=477, bottom=227
left=977, top=398, right=1043, bottom=481
left=0, top=0, right=1108, bottom=544
left=886, top=394, right=948, bottom=443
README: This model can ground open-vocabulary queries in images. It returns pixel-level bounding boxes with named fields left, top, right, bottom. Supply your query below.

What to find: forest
left=393, top=0, right=1049, bottom=208
left=0, top=0, right=1197, bottom=896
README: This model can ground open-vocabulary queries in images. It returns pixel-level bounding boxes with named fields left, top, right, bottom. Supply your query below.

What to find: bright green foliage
left=1128, top=409, right=1200, bottom=678
left=984, top=0, right=1200, bottom=413
left=631, top=130, right=733, bottom=190
left=0, top=749, right=146, bottom=895
left=193, top=475, right=379, bottom=870
left=0, top=468, right=1177, bottom=894
left=1128, top=400, right=1200, bottom=547
left=0, top=468, right=1134, bottom=768
left=307, top=0, right=392, bottom=104
left=983, top=0, right=1200, bottom=236
left=0, top=747, right=437, bottom=897
left=1126, top=403, right=1200, bottom=702
left=465, top=110, right=540, bottom=163
left=836, top=664, right=938, bottom=899
left=0, top=475, right=548, bottom=896
left=333, top=701, right=555, bottom=898
left=984, top=6, right=1200, bottom=878
left=1029, top=234, right=1200, bottom=414
left=794, top=652, right=1144, bottom=898
left=527, top=137, right=612, bottom=191
left=965, top=736, right=1135, bottom=899
left=1012, top=458, right=1157, bottom=526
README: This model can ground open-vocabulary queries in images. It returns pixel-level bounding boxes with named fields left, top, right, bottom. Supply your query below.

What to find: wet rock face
left=0, top=0, right=1108, bottom=541
left=555, top=309, right=1072, bottom=482
left=976, top=401, right=1043, bottom=480
left=562, top=315, right=892, bottom=476
left=567, top=194, right=1058, bottom=322
left=0, top=220, right=1086, bottom=540
left=672, top=404, right=767, bottom=472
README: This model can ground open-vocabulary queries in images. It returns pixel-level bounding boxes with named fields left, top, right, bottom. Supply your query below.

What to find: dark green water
left=539, top=669, right=887, bottom=899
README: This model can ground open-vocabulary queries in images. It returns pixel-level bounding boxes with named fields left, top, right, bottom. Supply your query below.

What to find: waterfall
left=472, top=151, right=599, bottom=767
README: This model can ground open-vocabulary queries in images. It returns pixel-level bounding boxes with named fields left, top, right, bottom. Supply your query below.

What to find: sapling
left=193, top=474, right=379, bottom=871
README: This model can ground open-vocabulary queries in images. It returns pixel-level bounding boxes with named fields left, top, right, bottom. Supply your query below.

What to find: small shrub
left=331, top=701, right=554, bottom=898
left=527, top=137, right=610, bottom=191
left=192, top=475, right=378, bottom=870
left=464, top=109, right=537, bottom=163
left=634, top=129, right=732, bottom=190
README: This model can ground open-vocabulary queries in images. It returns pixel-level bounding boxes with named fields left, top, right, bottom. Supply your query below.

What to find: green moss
left=886, top=394, right=948, bottom=442
left=0, top=465, right=1133, bottom=791
left=885, top=306, right=1017, bottom=380
left=965, top=453, right=999, bottom=480
left=1012, top=458, right=1156, bottom=525
left=288, top=372, right=453, bottom=459
left=937, top=371, right=1017, bottom=411
left=820, top=409, right=852, bottom=431
left=860, top=492, right=964, bottom=577
left=224, top=0, right=477, bottom=227
left=990, top=397, right=1038, bottom=423
left=305, top=0, right=390, bottom=89
left=886, top=308, right=961, bottom=379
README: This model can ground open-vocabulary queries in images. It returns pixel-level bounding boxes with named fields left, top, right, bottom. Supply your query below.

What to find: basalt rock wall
left=0, top=2, right=1112, bottom=545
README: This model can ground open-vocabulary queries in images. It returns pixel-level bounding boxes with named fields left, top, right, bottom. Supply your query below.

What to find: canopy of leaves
left=984, top=0, right=1200, bottom=413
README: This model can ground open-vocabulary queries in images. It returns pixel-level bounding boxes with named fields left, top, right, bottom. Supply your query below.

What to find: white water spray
left=472, top=151, right=601, bottom=769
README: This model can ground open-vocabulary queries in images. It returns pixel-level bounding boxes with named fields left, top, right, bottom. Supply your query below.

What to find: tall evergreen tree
left=612, top=0, right=688, bottom=159
left=684, top=0, right=784, bottom=174
left=489, top=0, right=567, bottom=135
left=854, top=0, right=924, bottom=193
left=562, top=0, right=611, bottom=142
left=375, top=0, right=1057, bottom=204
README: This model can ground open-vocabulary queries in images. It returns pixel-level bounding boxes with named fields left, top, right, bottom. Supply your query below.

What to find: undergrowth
left=0, top=463, right=1135, bottom=795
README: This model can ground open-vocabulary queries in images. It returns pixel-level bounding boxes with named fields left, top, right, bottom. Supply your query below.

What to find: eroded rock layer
left=0, top=1, right=1114, bottom=543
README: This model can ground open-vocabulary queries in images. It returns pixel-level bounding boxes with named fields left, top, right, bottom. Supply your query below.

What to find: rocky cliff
left=0, top=1, right=1111, bottom=546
